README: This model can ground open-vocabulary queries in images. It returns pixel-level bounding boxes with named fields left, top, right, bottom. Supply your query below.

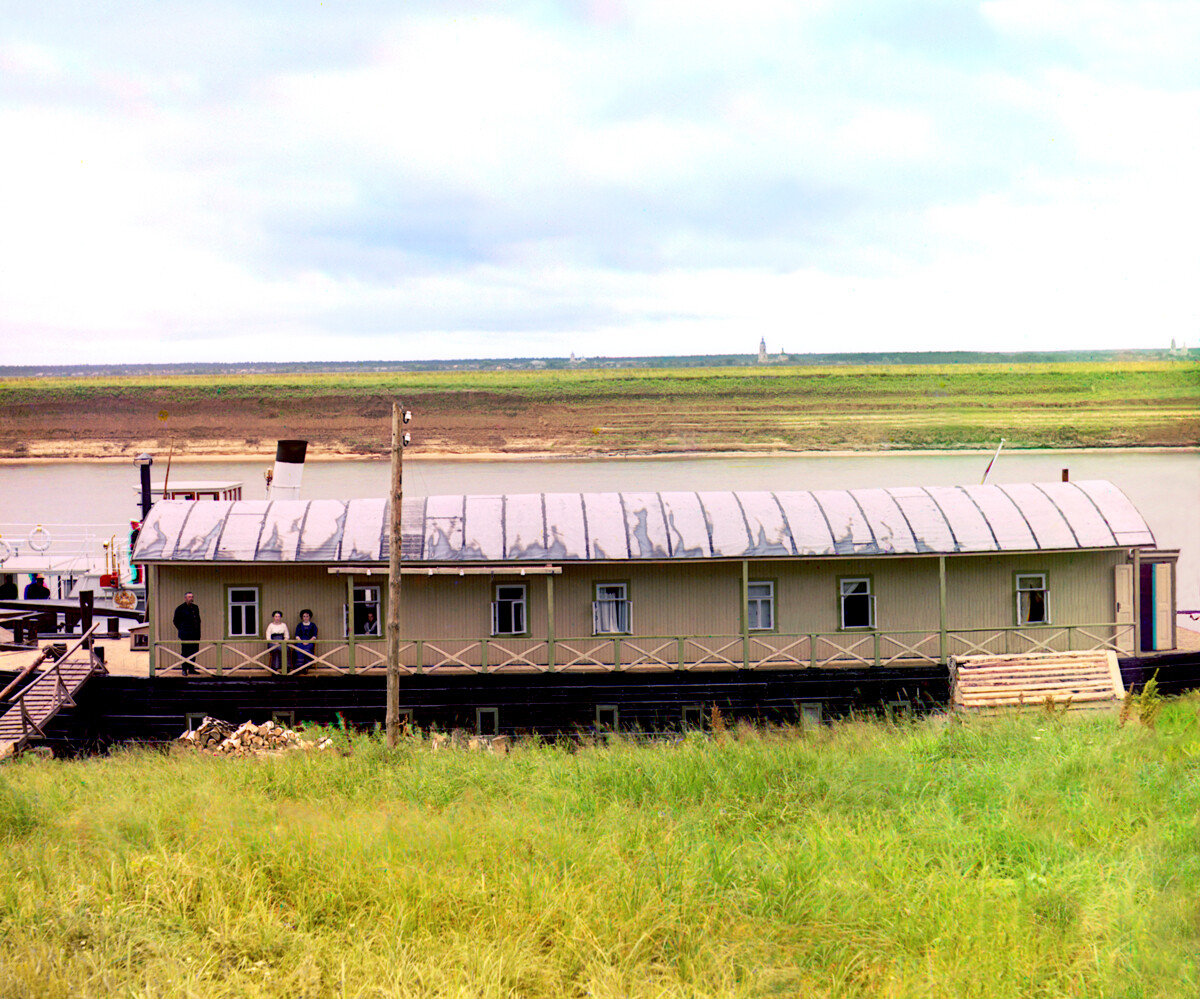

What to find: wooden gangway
left=950, top=650, right=1126, bottom=712
left=0, top=624, right=104, bottom=758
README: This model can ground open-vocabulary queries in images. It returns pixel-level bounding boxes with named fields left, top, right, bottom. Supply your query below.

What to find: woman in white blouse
left=265, top=610, right=290, bottom=671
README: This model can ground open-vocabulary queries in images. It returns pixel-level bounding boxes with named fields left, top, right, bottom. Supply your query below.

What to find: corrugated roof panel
left=343, top=498, right=387, bottom=561
left=167, top=502, right=228, bottom=560
left=852, top=489, right=918, bottom=554
left=399, top=497, right=426, bottom=560
left=134, top=501, right=194, bottom=559
left=775, top=492, right=836, bottom=555
left=697, top=492, right=750, bottom=557
left=1034, top=483, right=1117, bottom=548
left=457, top=494, right=502, bottom=560
left=256, top=501, right=307, bottom=561
left=658, top=492, right=711, bottom=557
left=957, top=485, right=1038, bottom=550
left=505, top=494, right=552, bottom=559
left=1073, top=480, right=1156, bottom=546
left=923, top=486, right=998, bottom=552
left=999, top=483, right=1077, bottom=549
left=583, top=493, right=628, bottom=559
left=298, top=500, right=347, bottom=561
left=737, top=492, right=795, bottom=556
left=888, top=487, right=955, bottom=554
left=542, top=493, right=588, bottom=559
left=622, top=491, right=671, bottom=558
left=424, top=494, right=465, bottom=560
left=813, top=490, right=874, bottom=554
left=215, top=501, right=272, bottom=560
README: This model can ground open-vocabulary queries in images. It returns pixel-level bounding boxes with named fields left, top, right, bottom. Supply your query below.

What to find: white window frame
left=839, top=578, right=875, bottom=630
left=1016, top=573, right=1050, bottom=626
left=593, top=583, right=631, bottom=635
left=228, top=586, right=260, bottom=638
left=491, top=584, right=527, bottom=636
left=344, top=585, right=382, bottom=637
left=747, top=581, right=774, bottom=631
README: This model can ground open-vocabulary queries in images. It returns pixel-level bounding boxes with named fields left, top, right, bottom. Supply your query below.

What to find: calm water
left=1, top=451, right=1196, bottom=609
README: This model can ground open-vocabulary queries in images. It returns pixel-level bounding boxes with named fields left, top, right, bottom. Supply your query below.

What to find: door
left=1114, top=564, right=1134, bottom=654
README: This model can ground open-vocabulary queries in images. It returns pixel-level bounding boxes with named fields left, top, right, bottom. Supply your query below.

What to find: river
left=0, top=450, right=1196, bottom=610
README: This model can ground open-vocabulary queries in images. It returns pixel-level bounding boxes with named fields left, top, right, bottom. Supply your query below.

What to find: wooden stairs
left=950, top=650, right=1126, bottom=712
left=0, top=624, right=105, bottom=758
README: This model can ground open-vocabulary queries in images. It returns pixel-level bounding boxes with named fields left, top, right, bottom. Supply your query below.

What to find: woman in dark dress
left=294, top=609, right=317, bottom=667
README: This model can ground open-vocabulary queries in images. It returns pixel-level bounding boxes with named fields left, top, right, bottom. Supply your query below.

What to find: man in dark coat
left=0, top=574, right=16, bottom=599
left=172, top=591, right=201, bottom=675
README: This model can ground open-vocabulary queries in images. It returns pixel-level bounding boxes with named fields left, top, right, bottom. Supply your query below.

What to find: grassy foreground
left=2, top=705, right=1200, bottom=998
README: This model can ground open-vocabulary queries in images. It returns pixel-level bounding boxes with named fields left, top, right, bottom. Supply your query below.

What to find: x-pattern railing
left=151, top=621, right=1136, bottom=676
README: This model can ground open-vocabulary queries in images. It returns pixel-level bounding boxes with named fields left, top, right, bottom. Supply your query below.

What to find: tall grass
left=2, top=704, right=1200, bottom=997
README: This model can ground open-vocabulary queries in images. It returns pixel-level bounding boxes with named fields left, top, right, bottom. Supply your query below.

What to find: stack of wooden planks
left=950, top=650, right=1126, bottom=712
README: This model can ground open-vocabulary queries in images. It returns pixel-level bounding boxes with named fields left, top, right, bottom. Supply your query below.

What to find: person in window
left=265, top=610, right=289, bottom=671
left=172, top=591, right=201, bottom=675
left=294, top=609, right=317, bottom=667
left=0, top=574, right=17, bottom=600
left=361, top=608, right=379, bottom=635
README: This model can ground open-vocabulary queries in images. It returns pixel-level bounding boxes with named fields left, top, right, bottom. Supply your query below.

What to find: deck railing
left=149, top=622, right=1136, bottom=676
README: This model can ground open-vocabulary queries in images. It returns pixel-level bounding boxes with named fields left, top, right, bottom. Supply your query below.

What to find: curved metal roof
left=133, top=480, right=1155, bottom=563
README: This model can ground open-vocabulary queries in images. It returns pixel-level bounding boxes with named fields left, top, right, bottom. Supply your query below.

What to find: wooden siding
left=151, top=549, right=1133, bottom=671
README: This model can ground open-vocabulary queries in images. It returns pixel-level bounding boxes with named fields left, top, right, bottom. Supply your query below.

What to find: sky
left=1, top=1, right=1198, bottom=364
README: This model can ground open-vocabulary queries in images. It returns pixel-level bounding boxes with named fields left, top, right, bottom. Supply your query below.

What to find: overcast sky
left=1, top=1, right=1197, bottom=364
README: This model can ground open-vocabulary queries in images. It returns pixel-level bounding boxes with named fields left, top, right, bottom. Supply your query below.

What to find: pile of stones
left=179, top=716, right=334, bottom=756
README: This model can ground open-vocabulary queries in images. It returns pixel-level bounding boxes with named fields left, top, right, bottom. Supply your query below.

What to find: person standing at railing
left=265, top=610, right=290, bottom=671
left=0, top=574, right=16, bottom=599
left=172, top=591, right=201, bottom=676
left=23, top=575, right=50, bottom=599
left=294, top=609, right=317, bottom=667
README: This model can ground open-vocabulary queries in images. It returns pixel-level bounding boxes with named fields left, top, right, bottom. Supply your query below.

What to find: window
left=595, top=704, right=619, bottom=730
left=839, top=577, right=874, bottom=630
left=593, top=583, right=631, bottom=634
left=271, top=710, right=295, bottom=729
left=747, top=581, right=774, bottom=631
left=681, top=703, right=704, bottom=729
left=1016, top=573, right=1050, bottom=625
left=345, top=585, right=381, bottom=637
left=491, top=584, right=527, bottom=635
left=228, top=586, right=259, bottom=637
left=799, top=701, right=823, bottom=731
left=476, top=707, right=499, bottom=737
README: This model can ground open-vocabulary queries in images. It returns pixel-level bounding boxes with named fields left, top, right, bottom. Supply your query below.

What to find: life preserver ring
left=0, top=538, right=11, bottom=564
left=28, top=526, right=51, bottom=552
left=113, top=589, right=137, bottom=610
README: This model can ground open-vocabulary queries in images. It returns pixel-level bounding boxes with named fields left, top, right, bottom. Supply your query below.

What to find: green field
left=2, top=700, right=1199, bottom=997
left=0, top=361, right=1196, bottom=456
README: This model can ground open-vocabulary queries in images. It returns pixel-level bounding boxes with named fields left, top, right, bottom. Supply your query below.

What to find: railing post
left=741, top=560, right=750, bottom=669
left=216, top=640, right=223, bottom=677
left=546, top=573, right=556, bottom=672
left=938, top=555, right=948, bottom=666
left=613, top=637, right=621, bottom=670
left=280, top=641, right=288, bottom=676
left=481, top=638, right=488, bottom=673
left=810, top=634, right=817, bottom=669
left=677, top=636, right=685, bottom=669
left=416, top=639, right=423, bottom=671
left=873, top=631, right=880, bottom=667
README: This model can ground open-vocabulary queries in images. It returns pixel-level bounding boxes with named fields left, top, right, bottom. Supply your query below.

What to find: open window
left=476, top=707, right=499, bottom=737
left=593, top=583, right=631, bottom=634
left=839, top=577, right=874, bottom=630
left=1016, top=573, right=1049, bottom=626
left=595, top=704, right=618, bottom=730
left=345, top=585, right=381, bottom=637
left=491, top=584, right=527, bottom=636
left=747, top=581, right=774, bottom=631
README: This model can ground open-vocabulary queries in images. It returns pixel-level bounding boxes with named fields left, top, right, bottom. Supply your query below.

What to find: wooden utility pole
left=386, top=402, right=405, bottom=747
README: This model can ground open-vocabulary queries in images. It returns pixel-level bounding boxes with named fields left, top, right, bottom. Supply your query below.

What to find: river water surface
left=1, top=450, right=1196, bottom=610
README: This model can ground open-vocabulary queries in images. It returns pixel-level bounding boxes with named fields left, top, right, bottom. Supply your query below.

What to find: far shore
left=1, top=444, right=1196, bottom=466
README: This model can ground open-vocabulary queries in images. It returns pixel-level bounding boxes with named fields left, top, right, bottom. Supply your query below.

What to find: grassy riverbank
left=2, top=703, right=1199, bottom=997
left=1, top=361, right=1196, bottom=458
